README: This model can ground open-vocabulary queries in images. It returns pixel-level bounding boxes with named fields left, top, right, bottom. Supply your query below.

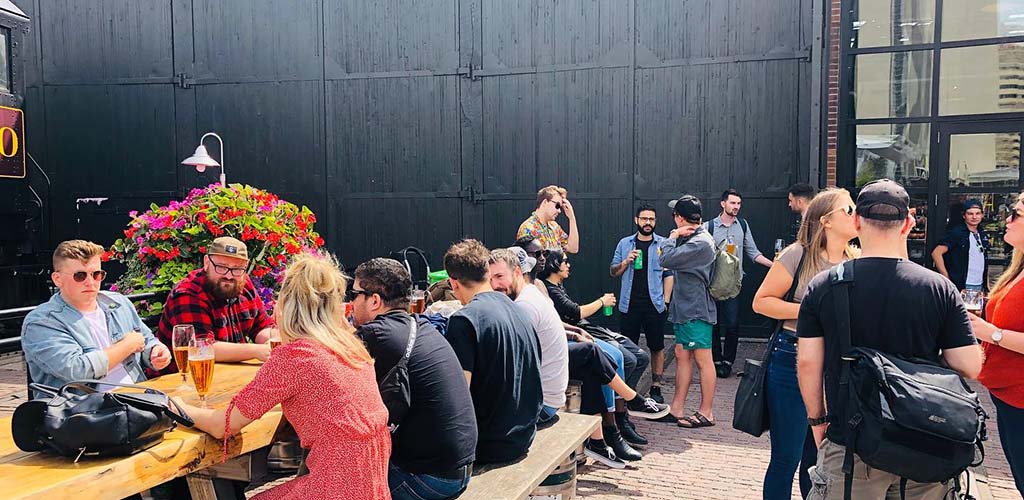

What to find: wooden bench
left=458, top=412, right=600, bottom=500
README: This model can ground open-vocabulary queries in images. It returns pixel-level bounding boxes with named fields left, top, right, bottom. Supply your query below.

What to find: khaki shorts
left=806, top=438, right=954, bottom=500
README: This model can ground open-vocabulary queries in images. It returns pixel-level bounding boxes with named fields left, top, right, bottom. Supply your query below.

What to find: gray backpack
left=705, top=219, right=747, bottom=300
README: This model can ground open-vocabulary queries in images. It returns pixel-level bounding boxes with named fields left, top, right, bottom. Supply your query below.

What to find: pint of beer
left=171, top=324, right=195, bottom=383
left=173, top=347, right=190, bottom=376
left=269, top=338, right=282, bottom=350
left=961, top=289, right=984, bottom=316
left=189, top=335, right=215, bottom=407
left=409, top=289, right=426, bottom=314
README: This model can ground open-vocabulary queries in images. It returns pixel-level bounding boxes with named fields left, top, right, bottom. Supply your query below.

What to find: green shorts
left=673, top=320, right=713, bottom=350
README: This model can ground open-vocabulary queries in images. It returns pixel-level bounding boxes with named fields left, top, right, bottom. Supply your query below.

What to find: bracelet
left=807, top=415, right=829, bottom=426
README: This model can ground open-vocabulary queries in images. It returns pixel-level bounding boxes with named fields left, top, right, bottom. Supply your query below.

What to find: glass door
left=930, top=121, right=1024, bottom=286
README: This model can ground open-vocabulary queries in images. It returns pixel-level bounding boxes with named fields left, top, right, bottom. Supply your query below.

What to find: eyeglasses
left=345, top=287, right=375, bottom=302
left=637, top=216, right=656, bottom=223
left=822, top=205, right=855, bottom=219
left=209, top=260, right=246, bottom=277
left=66, top=270, right=107, bottom=282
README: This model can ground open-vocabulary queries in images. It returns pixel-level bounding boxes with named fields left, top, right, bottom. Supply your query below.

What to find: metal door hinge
left=176, top=73, right=194, bottom=89
left=457, top=66, right=481, bottom=81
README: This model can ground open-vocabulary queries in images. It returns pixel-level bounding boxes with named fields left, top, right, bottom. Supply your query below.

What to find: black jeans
left=992, top=393, right=1024, bottom=495
left=620, top=308, right=667, bottom=353
left=567, top=341, right=619, bottom=415
left=711, top=297, right=740, bottom=365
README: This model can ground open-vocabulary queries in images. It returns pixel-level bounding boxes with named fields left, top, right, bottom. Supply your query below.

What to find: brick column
left=825, top=0, right=842, bottom=188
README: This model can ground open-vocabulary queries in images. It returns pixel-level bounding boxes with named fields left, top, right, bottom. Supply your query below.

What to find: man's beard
left=204, top=276, right=245, bottom=300
left=727, top=208, right=740, bottom=216
left=638, top=224, right=654, bottom=236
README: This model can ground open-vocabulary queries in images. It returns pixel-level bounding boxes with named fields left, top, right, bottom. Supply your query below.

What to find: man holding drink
left=158, top=237, right=278, bottom=370
left=22, top=240, right=171, bottom=397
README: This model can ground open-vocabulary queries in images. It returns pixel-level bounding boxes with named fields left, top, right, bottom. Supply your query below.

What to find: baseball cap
left=208, top=237, right=249, bottom=260
left=507, top=246, right=537, bottom=274
left=668, top=195, right=702, bottom=223
left=962, top=199, right=984, bottom=212
left=856, top=179, right=910, bottom=221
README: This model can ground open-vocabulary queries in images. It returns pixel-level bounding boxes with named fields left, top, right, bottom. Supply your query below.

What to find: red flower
left=315, top=236, right=324, bottom=247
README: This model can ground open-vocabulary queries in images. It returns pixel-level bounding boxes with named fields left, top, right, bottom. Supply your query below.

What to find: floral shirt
left=517, top=212, right=569, bottom=251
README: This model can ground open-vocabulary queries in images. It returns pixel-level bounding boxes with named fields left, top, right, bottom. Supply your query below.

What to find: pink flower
left=135, top=237, right=144, bottom=245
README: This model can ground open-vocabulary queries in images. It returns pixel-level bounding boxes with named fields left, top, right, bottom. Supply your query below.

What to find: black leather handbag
left=12, top=380, right=194, bottom=461
left=733, top=250, right=805, bottom=437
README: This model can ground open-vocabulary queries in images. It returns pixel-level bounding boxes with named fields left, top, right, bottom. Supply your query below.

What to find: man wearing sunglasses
left=23, top=240, right=171, bottom=397
left=158, top=237, right=276, bottom=368
left=516, top=185, right=580, bottom=254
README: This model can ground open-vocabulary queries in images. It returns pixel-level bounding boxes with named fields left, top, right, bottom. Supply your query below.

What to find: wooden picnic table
left=0, top=361, right=280, bottom=500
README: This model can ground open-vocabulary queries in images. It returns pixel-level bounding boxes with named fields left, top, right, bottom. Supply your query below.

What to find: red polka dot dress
left=227, top=338, right=391, bottom=500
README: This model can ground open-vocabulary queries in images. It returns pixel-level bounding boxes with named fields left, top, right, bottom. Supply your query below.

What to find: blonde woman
left=752, top=189, right=859, bottom=500
left=967, top=192, right=1024, bottom=495
left=177, top=254, right=391, bottom=500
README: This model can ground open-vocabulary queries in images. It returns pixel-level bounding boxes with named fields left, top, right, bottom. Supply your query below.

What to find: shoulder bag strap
left=829, top=260, right=857, bottom=500
left=58, top=380, right=195, bottom=427
left=757, top=248, right=807, bottom=365
left=399, top=317, right=418, bottom=367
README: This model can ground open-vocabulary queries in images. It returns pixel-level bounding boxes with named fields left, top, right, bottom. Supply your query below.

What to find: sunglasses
left=822, top=204, right=855, bottom=219
left=66, top=270, right=107, bottom=282
left=528, top=249, right=551, bottom=258
left=345, top=287, right=375, bottom=302
left=553, top=201, right=563, bottom=211
left=1011, top=208, right=1024, bottom=223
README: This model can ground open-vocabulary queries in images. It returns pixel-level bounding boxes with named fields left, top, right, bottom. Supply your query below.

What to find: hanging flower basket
left=107, top=183, right=324, bottom=316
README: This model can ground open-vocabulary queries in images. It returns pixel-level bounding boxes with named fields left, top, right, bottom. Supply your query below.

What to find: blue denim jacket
left=22, top=291, right=160, bottom=394
left=611, top=233, right=670, bottom=314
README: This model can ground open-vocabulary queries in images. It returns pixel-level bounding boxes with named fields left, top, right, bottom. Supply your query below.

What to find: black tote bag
left=732, top=250, right=805, bottom=437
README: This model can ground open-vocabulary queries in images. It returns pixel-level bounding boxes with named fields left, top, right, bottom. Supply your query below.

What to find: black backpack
left=379, top=317, right=417, bottom=433
left=829, top=261, right=987, bottom=499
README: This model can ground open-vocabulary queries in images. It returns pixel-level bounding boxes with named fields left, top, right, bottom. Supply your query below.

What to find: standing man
left=660, top=196, right=718, bottom=427
left=351, top=258, right=477, bottom=499
left=932, top=199, right=990, bottom=292
left=158, top=237, right=276, bottom=367
left=788, top=183, right=817, bottom=218
left=22, top=240, right=171, bottom=396
left=443, top=239, right=544, bottom=464
left=610, top=203, right=672, bottom=404
left=796, top=179, right=982, bottom=499
left=705, top=189, right=773, bottom=378
left=517, top=185, right=580, bottom=253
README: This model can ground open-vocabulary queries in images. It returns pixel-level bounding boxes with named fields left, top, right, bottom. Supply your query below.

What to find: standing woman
left=177, top=254, right=391, bottom=500
left=967, top=192, right=1024, bottom=495
left=752, top=188, right=859, bottom=499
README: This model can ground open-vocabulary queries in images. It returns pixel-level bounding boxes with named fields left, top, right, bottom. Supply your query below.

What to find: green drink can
left=603, top=304, right=614, bottom=316
left=634, top=249, right=643, bottom=270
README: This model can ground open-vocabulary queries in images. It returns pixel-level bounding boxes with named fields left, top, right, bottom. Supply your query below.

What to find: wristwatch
left=807, top=415, right=828, bottom=426
left=991, top=329, right=1004, bottom=346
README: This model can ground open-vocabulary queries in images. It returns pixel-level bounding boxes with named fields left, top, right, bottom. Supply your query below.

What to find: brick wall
left=825, top=0, right=842, bottom=187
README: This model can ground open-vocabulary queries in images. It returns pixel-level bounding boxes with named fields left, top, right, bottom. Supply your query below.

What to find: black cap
left=856, top=179, right=910, bottom=221
left=669, top=195, right=702, bottom=223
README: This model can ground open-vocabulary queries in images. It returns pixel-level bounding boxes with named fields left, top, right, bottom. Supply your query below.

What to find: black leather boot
left=603, top=425, right=642, bottom=461
left=615, top=411, right=648, bottom=447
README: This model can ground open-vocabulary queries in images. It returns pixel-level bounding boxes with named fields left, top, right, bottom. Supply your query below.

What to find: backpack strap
left=739, top=217, right=749, bottom=238
left=829, top=260, right=857, bottom=500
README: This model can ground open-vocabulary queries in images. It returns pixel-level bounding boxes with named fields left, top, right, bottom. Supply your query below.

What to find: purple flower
left=136, top=237, right=144, bottom=245
left=129, top=210, right=138, bottom=218
left=110, top=283, right=119, bottom=292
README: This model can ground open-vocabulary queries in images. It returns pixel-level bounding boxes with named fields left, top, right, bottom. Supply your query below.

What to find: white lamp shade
left=181, top=145, right=221, bottom=168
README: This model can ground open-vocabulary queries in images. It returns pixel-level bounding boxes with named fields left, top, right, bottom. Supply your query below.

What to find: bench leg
left=186, top=473, right=244, bottom=500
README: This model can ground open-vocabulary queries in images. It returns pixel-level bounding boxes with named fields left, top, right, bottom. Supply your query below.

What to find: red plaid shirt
left=157, top=270, right=274, bottom=372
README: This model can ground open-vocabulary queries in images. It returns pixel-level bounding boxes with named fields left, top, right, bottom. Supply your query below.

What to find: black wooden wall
left=16, top=0, right=816, bottom=335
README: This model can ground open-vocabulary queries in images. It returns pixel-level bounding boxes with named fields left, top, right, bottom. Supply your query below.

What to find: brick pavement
left=0, top=346, right=1019, bottom=499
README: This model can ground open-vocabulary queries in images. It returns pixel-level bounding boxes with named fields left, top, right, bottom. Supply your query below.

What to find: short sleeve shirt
left=517, top=213, right=569, bottom=251
left=797, top=258, right=977, bottom=446
left=515, top=284, right=569, bottom=409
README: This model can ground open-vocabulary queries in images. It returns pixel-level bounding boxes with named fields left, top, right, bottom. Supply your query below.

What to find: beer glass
left=409, top=288, right=426, bottom=314
left=961, top=289, right=984, bottom=316
left=269, top=337, right=282, bottom=350
left=171, top=324, right=195, bottom=386
left=189, top=334, right=216, bottom=408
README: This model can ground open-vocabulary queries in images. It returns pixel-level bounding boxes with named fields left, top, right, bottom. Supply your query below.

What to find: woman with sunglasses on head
left=965, top=193, right=1024, bottom=495
left=177, top=253, right=391, bottom=500
left=752, top=189, right=859, bottom=500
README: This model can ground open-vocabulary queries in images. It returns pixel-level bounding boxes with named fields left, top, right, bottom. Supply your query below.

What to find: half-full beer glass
left=171, top=324, right=195, bottom=386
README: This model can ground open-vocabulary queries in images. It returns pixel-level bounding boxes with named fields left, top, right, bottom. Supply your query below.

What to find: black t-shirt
left=357, top=310, right=478, bottom=474
left=797, top=258, right=977, bottom=446
left=629, top=238, right=655, bottom=312
left=445, top=291, right=543, bottom=464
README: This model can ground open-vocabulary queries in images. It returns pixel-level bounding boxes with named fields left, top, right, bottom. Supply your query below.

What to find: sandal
left=677, top=411, right=716, bottom=428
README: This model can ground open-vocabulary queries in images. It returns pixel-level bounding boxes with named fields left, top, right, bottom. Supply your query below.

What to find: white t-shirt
left=966, top=231, right=985, bottom=287
left=514, top=284, right=569, bottom=409
left=82, top=308, right=135, bottom=386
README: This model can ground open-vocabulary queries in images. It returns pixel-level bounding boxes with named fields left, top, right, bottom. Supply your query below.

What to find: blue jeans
left=595, top=338, right=625, bottom=411
left=538, top=405, right=558, bottom=425
left=992, top=393, right=1024, bottom=495
left=763, top=330, right=817, bottom=500
left=389, top=462, right=470, bottom=500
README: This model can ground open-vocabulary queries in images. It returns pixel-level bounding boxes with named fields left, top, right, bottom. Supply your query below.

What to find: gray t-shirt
left=515, top=284, right=569, bottom=409
left=777, top=245, right=846, bottom=332
left=706, top=216, right=764, bottom=278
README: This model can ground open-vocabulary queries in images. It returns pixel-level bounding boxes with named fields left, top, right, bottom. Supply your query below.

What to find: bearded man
left=158, top=237, right=276, bottom=368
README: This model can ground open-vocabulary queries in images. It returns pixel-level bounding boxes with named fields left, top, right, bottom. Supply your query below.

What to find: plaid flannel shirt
left=157, top=270, right=274, bottom=372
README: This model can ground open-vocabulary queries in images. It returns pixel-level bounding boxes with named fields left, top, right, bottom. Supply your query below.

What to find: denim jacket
left=611, top=233, right=670, bottom=314
left=22, top=291, right=160, bottom=395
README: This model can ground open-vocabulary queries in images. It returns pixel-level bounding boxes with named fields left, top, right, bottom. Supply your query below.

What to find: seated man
left=351, top=258, right=477, bottom=500
left=23, top=240, right=171, bottom=396
left=444, top=239, right=544, bottom=465
left=158, top=237, right=276, bottom=366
